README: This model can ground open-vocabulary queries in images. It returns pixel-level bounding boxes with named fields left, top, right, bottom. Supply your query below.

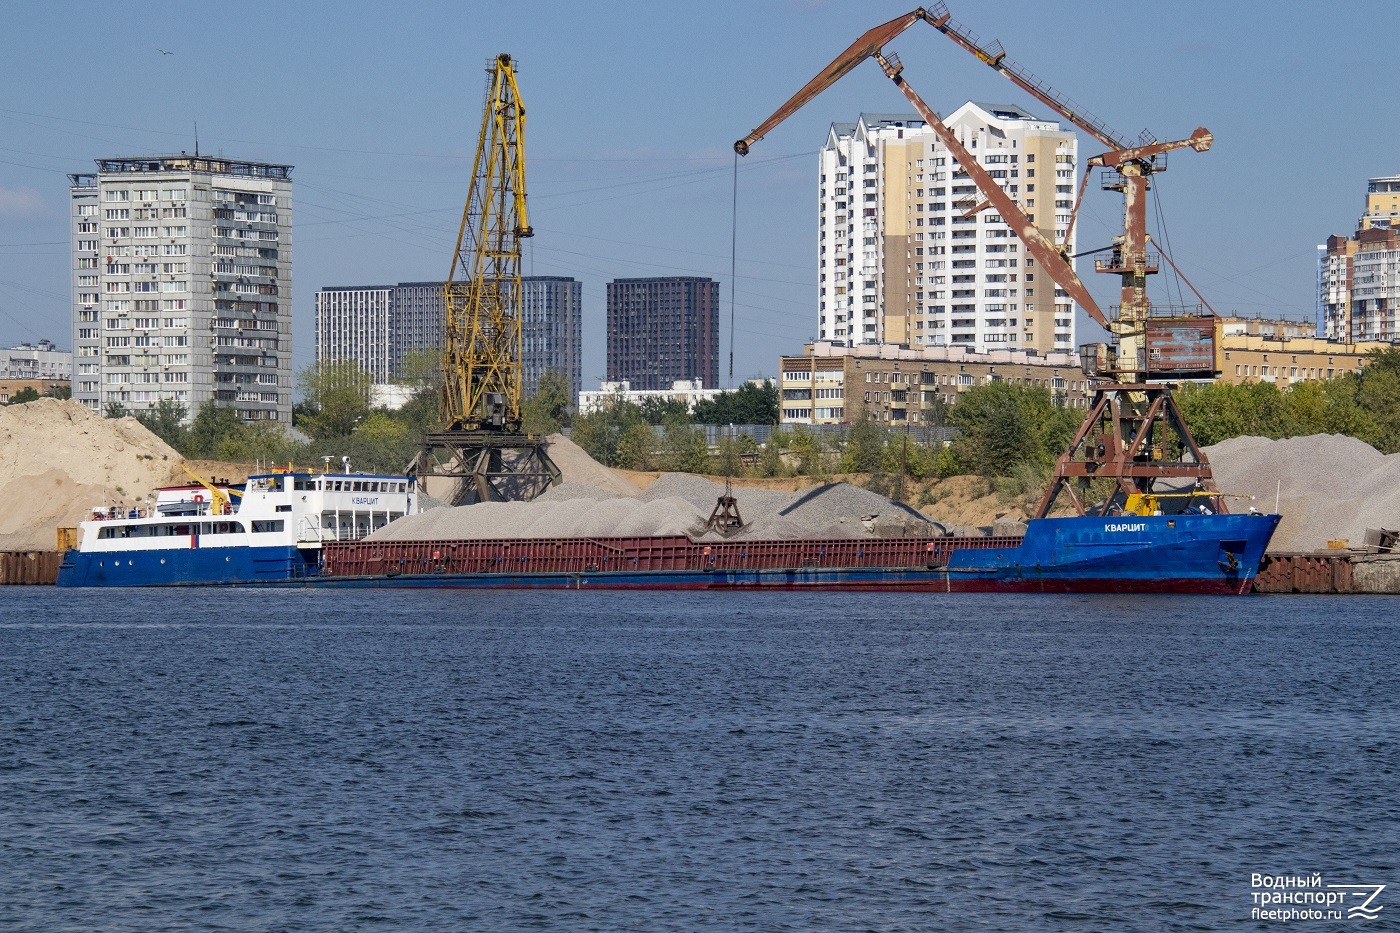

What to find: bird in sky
left=157, top=49, right=173, bottom=55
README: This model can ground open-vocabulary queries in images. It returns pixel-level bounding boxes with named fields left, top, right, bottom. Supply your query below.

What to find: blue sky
left=1, top=1, right=1395, bottom=390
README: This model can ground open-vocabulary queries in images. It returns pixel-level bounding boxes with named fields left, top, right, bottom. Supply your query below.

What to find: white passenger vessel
left=56, top=465, right=418, bottom=586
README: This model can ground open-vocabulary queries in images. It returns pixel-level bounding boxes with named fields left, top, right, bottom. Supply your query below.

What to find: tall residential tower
left=315, top=281, right=445, bottom=383
left=817, top=104, right=1078, bottom=354
left=607, top=276, right=719, bottom=391
left=521, top=276, right=582, bottom=401
left=70, top=156, right=293, bottom=421
left=1319, top=174, right=1400, bottom=342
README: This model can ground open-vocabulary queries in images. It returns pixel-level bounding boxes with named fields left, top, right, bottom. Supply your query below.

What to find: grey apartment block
left=389, top=282, right=447, bottom=378
left=314, top=278, right=579, bottom=399
left=521, top=276, right=582, bottom=401
left=315, top=286, right=393, bottom=382
left=607, top=276, right=719, bottom=391
left=69, top=155, right=293, bottom=422
left=315, top=282, right=445, bottom=383
left=2, top=339, right=72, bottom=380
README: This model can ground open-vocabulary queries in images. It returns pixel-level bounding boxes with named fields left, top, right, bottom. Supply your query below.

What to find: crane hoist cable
left=729, top=152, right=739, bottom=389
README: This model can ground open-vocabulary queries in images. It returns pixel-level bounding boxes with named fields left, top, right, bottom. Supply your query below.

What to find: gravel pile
left=373, top=450, right=942, bottom=543
left=374, top=431, right=1390, bottom=551
left=543, top=433, right=639, bottom=496
left=1206, top=433, right=1400, bottom=552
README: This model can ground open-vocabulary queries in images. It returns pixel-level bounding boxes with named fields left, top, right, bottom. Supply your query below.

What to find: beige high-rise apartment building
left=1320, top=174, right=1400, bottom=342
left=817, top=104, right=1078, bottom=355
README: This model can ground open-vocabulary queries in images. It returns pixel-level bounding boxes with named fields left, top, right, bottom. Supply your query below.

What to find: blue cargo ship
left=57, top=467, right=1279, bottom=593
left=309, top=509, right=1280, bottom=595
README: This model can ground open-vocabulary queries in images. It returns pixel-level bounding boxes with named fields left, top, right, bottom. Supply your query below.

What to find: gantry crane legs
left=735, top=3, right=1227, bottom=519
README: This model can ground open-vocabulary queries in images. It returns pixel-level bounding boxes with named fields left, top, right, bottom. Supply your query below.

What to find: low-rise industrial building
left=578, top=379, right=725, bottom=416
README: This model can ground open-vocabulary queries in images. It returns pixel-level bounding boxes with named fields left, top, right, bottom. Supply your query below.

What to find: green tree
left=839, top=418, right=886, bottom=473
left=349, top=411, right=416, bottom=472
left=296, top=360, right=374, bottom=441
left=214, top=419, right=298, bottom=466
left=949, top=382, right=1080, bottom=477
left=44, top=383, right=72, bottom=401
left=521, top=370, right=573, bottom=436
left=638, top=395, right=691, bottom=425
left=134, top=399, right=189, bottom=451
left=6, top=386, right=40, bottom=406
left=787, top=424, right=825, bottom=476
left=692, top=380, right=780, bottom=425
left=184, top=400, right=247, bottom=459
left=615, top=422, right=659, bottom=470
left=104, top=401, right=128, bottom=419
left=758, top=427, right=791, bottom=478
left=658, top=417, right=711, bottom=473
left=571, top=398, right=646, bottom=467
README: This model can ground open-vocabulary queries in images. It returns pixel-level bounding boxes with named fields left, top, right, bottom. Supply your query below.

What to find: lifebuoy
left=193, top=492, right=205, bottom=502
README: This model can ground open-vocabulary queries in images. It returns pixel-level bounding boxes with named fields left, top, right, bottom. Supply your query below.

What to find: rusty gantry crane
left=737, top=3, right=1227, bottom=519
left=414, top=53, right=559, bottom=505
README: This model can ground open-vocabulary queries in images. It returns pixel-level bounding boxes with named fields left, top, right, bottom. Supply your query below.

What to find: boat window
left=251, top=520, right=285, bottom=533
left=294, top=477, right=313, bottom=491
left=269, top=476, right=284, bottom=492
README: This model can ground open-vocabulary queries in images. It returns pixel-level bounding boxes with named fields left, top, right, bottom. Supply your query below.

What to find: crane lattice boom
left=442, top=53, right=533, bottom=433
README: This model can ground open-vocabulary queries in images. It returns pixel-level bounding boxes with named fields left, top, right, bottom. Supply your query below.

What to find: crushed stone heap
left=1205, top=433, right=1400, bottom=552
left=371, top=461, right=943, bottom=544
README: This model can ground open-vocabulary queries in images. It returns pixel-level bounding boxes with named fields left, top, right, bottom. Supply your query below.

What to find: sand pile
left=0, top=399, right=184, bottom=550
left=1206, top=433, right=1400, bottom=552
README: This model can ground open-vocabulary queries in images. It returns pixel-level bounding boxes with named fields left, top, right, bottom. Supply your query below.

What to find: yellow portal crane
left=413, top=53, right=558, bottom=504
left=441, top=53, right=533, bottom=432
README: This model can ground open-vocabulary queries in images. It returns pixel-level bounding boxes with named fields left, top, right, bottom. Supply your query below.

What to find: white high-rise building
left=817, top=103, right=1078, bottom=355
left=69, top=156, right=293, bottom=421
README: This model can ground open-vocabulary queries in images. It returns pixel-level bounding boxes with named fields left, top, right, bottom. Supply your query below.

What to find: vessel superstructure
left=56, top=469, right=418, bottom=586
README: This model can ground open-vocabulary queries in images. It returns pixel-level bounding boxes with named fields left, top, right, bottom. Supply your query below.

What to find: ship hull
left=297, top=568, right=1256, bottom=595
left=56, top=544, right=316, bottom=587
left=55, top=512, right=1280, bottom=594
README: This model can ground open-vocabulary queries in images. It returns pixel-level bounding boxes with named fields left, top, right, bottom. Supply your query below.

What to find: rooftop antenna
left=194, top=121, right=199, bottom=157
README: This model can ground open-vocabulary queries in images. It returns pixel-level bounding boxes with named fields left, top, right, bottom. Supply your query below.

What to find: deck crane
left=736, top=2, right=1227, bottom=519
left=412, top=53, right=560, bottom=505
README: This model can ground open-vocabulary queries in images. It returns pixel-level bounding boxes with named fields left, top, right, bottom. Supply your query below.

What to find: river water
left=1, top=588, right=1395, bottom=930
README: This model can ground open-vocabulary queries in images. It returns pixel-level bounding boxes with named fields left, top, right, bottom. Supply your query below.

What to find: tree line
left=86, top=345, right=1400, bottom=485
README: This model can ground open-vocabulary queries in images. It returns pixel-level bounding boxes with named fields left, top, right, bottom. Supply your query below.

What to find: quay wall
left=0, top=550, right=62, bottom=585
